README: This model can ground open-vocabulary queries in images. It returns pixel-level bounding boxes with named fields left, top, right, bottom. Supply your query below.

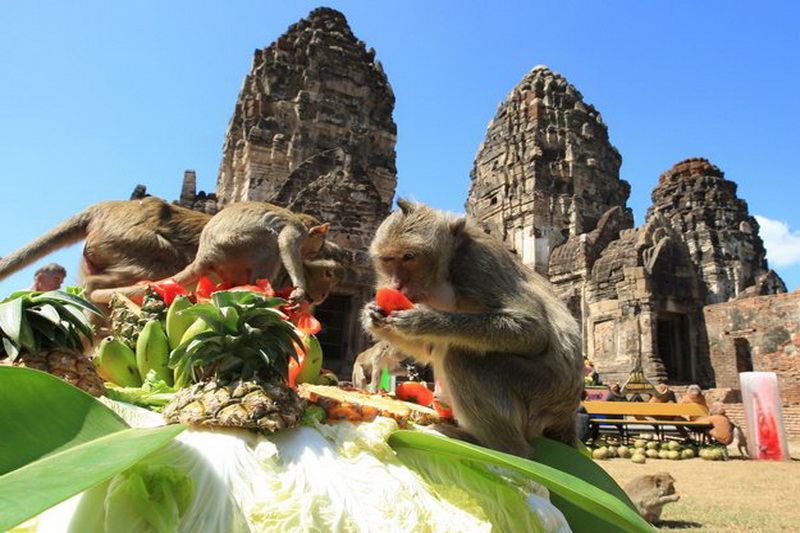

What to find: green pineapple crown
left=0, top=288, right=104, bottom=361
left=169, top=291, right=301, bottom=387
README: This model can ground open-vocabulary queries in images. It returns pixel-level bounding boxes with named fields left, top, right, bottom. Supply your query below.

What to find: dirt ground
left=601, top=440, right=800, bottom=532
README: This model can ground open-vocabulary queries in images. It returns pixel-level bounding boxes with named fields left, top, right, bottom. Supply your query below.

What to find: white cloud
left=754, top=215, right=800, bottom=268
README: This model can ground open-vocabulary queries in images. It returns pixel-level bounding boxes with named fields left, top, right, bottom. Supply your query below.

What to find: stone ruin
left=132, top=8, right=799, bottom=433
left=465, top=65, right=798, bottom=435
left=171, top=7, right=397, bottom=375
left=466, top=65, right=632, bottom=275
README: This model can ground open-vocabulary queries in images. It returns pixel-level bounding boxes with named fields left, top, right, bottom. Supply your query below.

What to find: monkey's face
left=372, top=245, right=435, bottom=303
left=304, top=259, right=345, bottom=304
left=654, top=473, right=677, bottom=496
left=371, top=201, right=457, bottom=304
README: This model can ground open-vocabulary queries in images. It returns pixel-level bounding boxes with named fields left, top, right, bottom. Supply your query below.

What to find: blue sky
left=1, top=1, right=799, bottom=295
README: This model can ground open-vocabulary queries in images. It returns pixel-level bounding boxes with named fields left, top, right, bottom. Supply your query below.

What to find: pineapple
left=16, top=347, right=105, bottom=397
left=109, top=287, right=167, bottom=350
left=163, top=290, right=305, bottom=431
left=0, top=289, right=106, bottom=396
left=164, top=376, right=304, bottom=431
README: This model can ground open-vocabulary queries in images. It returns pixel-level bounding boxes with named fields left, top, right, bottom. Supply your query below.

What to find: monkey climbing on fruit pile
left=91, top=202, right=333, bottom=306
left=362, top=200, right=583, bottom=459
left=0, top=197, right=212, bottom=299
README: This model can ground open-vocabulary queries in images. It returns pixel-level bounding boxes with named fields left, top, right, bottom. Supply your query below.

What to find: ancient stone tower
left=466, top=65, right=632, bottom=275
left=647, top=158, right=785, bottom=304
left=212, top=7, right=398, bottom=371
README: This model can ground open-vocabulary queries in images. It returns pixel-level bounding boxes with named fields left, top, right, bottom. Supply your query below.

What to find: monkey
left=732, top=423, right=750, bottom=458
left=0, top=197, right=212, bottom=297
left=351, top=340, right=412, bottom=390
left=361, top=200, right=583, bottom=458
left=624, top=472, right=680, bottom=524
left=91, top=202, right=331, bottom=305
left=276, top=238, right=347, bottom=305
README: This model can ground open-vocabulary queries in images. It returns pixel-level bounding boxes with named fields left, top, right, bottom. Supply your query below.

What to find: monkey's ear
left=397, top=199, right=415, bottom=214
left=308, top=223, right=330, bottom=236
left=450, top=216, right=467, bottom=235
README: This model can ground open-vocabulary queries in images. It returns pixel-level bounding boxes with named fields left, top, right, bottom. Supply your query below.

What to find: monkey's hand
left=362, top=303, right=436, bottom=363
left=362, top=301, right=390, bottom=331
left=383, top=305, right=437, bottom=335
left=287, top=286, right=307, bottom=305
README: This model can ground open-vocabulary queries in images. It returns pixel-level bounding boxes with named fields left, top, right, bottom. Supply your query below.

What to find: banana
left=178, top=317, right=212, bottom=347
left=136, top=320, right=173, bottom=386
left=94, top=336, right=142, bottom=387
left=165, top=295, right=195, bottom=349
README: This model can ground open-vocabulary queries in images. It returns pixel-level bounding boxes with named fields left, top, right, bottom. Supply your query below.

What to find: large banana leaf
left=389, top=430, right=654, bottom=533
left=0, top=367, right=185, bottom=531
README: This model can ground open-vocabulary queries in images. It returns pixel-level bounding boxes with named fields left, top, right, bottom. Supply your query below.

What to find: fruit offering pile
left=589, top=437, right=729, bottom=464
left=97, top=277, right=332, bottom=432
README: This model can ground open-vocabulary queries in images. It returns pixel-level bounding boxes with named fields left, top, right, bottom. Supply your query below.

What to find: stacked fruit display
left=95, top=278, right=329, bottom=431
left=589, top=436, right=729, bottom=464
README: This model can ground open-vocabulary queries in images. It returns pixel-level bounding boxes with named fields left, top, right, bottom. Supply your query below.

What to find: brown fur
left=362, top=200, right=583, bottom=458
left=0, top=197, right=211, bottom=296
left=625, top=472, right=680, bottom=524
left=351, top=340, right=410, bottom=389
left=91, top=202, right=330, bottom=305
left=274, top=239, right=348, bottom=305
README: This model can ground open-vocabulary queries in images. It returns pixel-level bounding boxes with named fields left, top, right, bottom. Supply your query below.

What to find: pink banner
left=739, top=372, right=789, bottom=460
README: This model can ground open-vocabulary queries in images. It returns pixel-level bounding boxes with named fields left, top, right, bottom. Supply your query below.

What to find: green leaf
left=55, top=303, right=95, bottom=342
left=29, top=303, right=62, bottom=326
left=388, top=431, right=654, bottom=533
left=2, top=290, right=36, bottom=303
left=210, top=290, right=262, bottom=309
left=1, top=337, right=20, bottom=360
left=0, top=297, right=25, bottom=345
left=220, top=306, right=240, bottom=333
left=31, top=290, right=105, bottom=317
left=0, top=367, right=184, bottom=531
left=181, top=303, right=225, bottom=331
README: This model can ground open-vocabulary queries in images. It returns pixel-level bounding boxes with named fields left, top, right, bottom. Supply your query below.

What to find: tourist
left=30, top=263, right=66, bottom=292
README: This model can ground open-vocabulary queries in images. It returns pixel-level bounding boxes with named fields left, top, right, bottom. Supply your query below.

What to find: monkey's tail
left=0, top=210, right=91, bottom=281
left=89, top=260, right=207, bottom=304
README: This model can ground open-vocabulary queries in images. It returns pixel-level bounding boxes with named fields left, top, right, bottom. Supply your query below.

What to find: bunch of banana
left=96, top=294, right=210, bottom=388
left=93, top=336, right=142, bottom=388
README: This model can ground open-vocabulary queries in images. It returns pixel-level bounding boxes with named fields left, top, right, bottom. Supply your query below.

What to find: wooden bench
left=582, top=401, right=713, bottom=443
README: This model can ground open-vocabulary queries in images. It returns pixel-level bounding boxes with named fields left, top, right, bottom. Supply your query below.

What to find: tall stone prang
left=647, top=158, right=786, bottom=304
left=213, top=8, right=398, bottom=372
left=466, top=65, right=631, bottom=275
left=216, top=7, right=396, bottom=245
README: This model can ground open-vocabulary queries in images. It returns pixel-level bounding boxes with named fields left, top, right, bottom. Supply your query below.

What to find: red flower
left=255, top=279, right=275, bottom=297
left=375, top=287, right=414, bottom=313
left=195, top=275, right=231, bottom=303
left=287, top=341, right=304, bottom=387
left=280, top=299, right=322, bottom=335
left=150, top=279, right=189, bottom=306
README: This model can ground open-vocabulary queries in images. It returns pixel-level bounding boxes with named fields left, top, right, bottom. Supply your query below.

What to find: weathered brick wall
left=704, top=290, right=800, bottom=409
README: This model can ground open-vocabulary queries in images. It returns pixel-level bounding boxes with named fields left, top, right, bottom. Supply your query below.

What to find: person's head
left=610, top=382, right=621, bottom=394
left=33, top=263, right=66, bottom=291
left=655, top=383, right=670, bottom=394
left=709, top=402, right=726, bottom=416
left=687, top=384, right=703, bottom=397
